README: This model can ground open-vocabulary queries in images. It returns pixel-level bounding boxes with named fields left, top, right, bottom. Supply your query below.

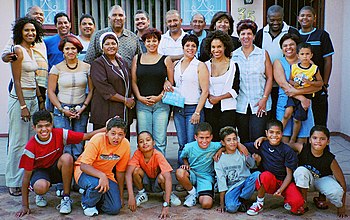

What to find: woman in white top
left=231, top=19, right=273, bottom=143
left=7, top=17, right=44, bottom=196
left=203, top=30, right=240, bottom=141
left=170, top=34, right=209, bottom=164
left=48, top=35, right=92, bottom=160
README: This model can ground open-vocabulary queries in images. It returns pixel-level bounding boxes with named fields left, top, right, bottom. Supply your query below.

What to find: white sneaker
left=58, top=196, right=72, bottom=214
left=170, top=192, right=181, bottom=206
left=284, top=203, right=291, bottom=211
left=136, top=191, right=148, bottom=206
left=247, top=202, right=263, bottom=216
left=183, top=193, right=197, bottom=207
left=35, top=194, right=47, bottom=207
left=81, top=203, right=99, bottom=217
left=78, top=188, right=85, bottom=194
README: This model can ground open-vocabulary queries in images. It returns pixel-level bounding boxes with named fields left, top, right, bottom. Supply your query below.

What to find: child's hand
left=252, top=153, right=261, bottom=164
left=159, top=207, right=170, bottom=219
left=180, top=164, right=190, bottom=170
left=238, top=143, right=249, bottom=156
left=216, top=204, right=225, bottom=213
left=337, top=206, right=348, bottom=218
left=213, top=151, right=222, bottom=162
left=15, top=207, right=30, bottom=218
left=95, top=175, right=109, bottom=193
left=302, top=78, right=312, bottom=86
left=128, top=197, right=137, bottom=212
left=273, top=189, right=283, bottom=197
left=254, top=137, right=266, bottom=149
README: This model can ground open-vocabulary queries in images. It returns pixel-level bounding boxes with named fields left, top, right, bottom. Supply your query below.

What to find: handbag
left=162, top=88, right=185, bottom=108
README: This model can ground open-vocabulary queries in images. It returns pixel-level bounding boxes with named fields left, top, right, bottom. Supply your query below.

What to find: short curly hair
left=182, top=34, right=199, bottom=48
left=12, top=17, right=44, bottom=45
left=58, top=35, right=84, bottom=53
left=236, top=19, right=258, bottom=36
left=209, top=11, right=234, bottom=35
left=204, top=30, right=234, bottom=58
left=141, top=28, right=162, bottom=42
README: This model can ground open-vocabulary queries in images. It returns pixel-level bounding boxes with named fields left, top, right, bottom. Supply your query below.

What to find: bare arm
left=126, top=165, right=137, bottom=212
left=191, top=62, right=209, bottom=124
left=116, top=171, right=126, bottom=207
left=80, top=162, right=109, bottom=193
left=15, top=170, right=32, bottom=218
left=287, top=142, right=303, bottom=153
left=82, top=127, right=106, bottom=141
left=323, top=56, right=332, bottom=86
left=331, top=159, right=347, bottom=217
left=256, top=51, right=273, bottom=117
left=274, top=167, right=293, bottom=197
left=159, top=171, right=172, bottom=219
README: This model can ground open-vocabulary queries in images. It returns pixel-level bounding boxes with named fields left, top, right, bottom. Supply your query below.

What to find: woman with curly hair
left=199, top=11, right=240, bottom=62
left=231, top=19, right=273, bottom=143
left=203, top=30, right=240, bottom=141
left=48, top=35, right=92, bottom=160
left=6, top=17, right=44, bottom=196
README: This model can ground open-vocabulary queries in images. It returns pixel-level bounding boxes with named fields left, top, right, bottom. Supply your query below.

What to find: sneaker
left=58, top=196, right=72, bottom=214
left=170, top=192, right=181, bottom=206
left=183, top=193, right=197, bottom=207
left=35, top=194, right=47, bottom=207
left=247, top=202, right=263, bottom=216
left=284, top=203, right=291, bottom=211
left=78, top=188, right=85, bottom=194
left=55, top=184, right=63, bottom=197
left=81, top=203, right=99, bottom=217
left=136, top=191, right=148, bottom=206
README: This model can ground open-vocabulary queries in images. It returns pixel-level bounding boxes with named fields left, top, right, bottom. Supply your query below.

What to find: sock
left=188, top=187, right=196, bottom=195
left=257, top=196, right=264, bottom=204
left=63, top=194, right=70, bottom=200
left=138, top=188, right=145, bottom=194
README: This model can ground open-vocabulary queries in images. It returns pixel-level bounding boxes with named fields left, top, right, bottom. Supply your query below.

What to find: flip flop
left=313, top=196, right=329, bottom=210
left=8, top=187, right=22, bottom=196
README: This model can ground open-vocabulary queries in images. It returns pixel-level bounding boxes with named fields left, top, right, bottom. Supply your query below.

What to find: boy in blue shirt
left=245, top=120, right=305, bottom=216
left=175, top=122, right=221, bottom=209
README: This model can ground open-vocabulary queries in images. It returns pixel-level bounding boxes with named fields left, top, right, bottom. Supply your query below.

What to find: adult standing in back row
left=84, top=5, right=140, bottom=69
left=298, top=6, right=334, bottom=127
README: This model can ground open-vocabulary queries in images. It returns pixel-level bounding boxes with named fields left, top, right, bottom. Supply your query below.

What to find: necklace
left=66, top=60, right=78, bottom=70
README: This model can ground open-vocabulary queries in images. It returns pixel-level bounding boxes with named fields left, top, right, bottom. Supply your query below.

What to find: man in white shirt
left=158, top=10, right=187, bottom=61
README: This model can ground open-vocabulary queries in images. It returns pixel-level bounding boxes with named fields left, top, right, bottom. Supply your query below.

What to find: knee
left=258, top=171, right=273, bottom=186
left=175, top=168, right=187, bottom=180
left=157, top=174, right=165, bottom=185
left=226, top=204, right=239, bottom=213
left=33, top=179, right=50, bottom=194
left=132, top=167, right=144, bottom=178
left=200, top=197, right=213, bottom=209
left=105, top=205, right=121, bottom=215
left=293, top=167, right=311, bottom=187
left=60, top=153, right=73, bottom=165
left=325, top=187, right=344, bottom=207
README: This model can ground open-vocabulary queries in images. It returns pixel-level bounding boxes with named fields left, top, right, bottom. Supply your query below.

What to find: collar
left=163, top=29, right=186, bottom=39
left=263, top=22, right=289, bottom=34
left=299, top=27, right=317, bottom=35
left=35, top=133, right=53, bottom=145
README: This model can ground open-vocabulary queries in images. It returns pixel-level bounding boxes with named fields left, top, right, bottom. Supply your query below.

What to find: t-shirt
left=298, top=142, right=334, bottom=178
left=299, top=28, right=334, bottom=80
left=74, top=132, right=130, bottom=183
left=245, top=140, right=298, bottom=180
left=291, top=63, right=318, bottom=89
left=128, top=149, right=173, bottom=179
left=19, top=128, right=84, bottom=171
left=180, top=141, right=222, bottom=176
left=214, top=151, right=256, bottom=193
left=44, top=34, right=64, bottom=71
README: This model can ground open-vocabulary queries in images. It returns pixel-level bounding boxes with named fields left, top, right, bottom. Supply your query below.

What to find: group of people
left=1, top=2, right=346, bottom=219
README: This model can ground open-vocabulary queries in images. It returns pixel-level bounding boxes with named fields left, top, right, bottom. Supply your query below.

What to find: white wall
left=0, top=1, right=15, bottom=135
left=325, top=1, right=350, bottom=136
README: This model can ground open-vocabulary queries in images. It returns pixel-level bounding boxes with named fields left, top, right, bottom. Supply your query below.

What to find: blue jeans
left=53, top=103, right=88, bottom=160
left=136, top=100, right=170, bottom=155
left=173, top=105, right=204, bottom=164
left=225, top=171, right=260, bottom=213
left=78, top=173, right=121, bottom=215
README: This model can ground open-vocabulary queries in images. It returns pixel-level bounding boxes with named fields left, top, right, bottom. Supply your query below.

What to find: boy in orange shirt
left=74, top=118, right=131, bottom=217
left=126, top=131, right=181, bottom=219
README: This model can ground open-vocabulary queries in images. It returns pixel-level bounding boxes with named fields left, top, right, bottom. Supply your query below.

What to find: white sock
left=257, top=196, right=264, bottom=204
left=188, top=187, right=196, bottom=195
left=138, top=188, right=145, bottom=194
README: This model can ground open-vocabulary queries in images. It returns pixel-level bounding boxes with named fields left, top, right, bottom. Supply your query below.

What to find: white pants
left=294, top=166, right=343, bottom=207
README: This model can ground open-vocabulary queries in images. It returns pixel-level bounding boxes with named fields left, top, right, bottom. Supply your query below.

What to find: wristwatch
left=162, top=201, right=170, bottom=207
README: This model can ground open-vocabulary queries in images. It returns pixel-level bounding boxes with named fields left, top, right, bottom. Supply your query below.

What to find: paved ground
left=0, top=125, right=349, bottom=219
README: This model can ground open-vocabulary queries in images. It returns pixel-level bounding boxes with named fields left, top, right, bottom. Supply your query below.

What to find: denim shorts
left=30, top=159, right=62, bottom=187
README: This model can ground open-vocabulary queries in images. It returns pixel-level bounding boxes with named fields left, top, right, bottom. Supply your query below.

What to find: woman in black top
left=131, top=28, right=174, bottom=155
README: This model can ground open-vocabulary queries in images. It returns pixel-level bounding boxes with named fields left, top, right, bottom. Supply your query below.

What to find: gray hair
left=108, top=5, right=125, bottom=17
left=191, top=13, right=205, bottom=22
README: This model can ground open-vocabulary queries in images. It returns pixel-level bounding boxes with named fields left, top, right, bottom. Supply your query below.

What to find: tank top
left=136, top=54, right=167, bottom=96
left=17, top=45, right=38, bottom=88
left=174, top=57, right=201, bottom=105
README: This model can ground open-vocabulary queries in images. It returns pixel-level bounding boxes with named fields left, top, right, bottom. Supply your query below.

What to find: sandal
left=313, top=196, right=329, bottom=210
left=9, top=187, right=22, bottom=196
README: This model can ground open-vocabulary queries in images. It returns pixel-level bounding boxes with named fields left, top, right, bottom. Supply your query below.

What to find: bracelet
left=324, top=84, right=329, bottom=88
left=83, top=103, right=88, bottom=107
left=194, top=112, right=200, bottom=116
left=58, top=107, right=64, bottom=112
left=124, top=97, right=127, bottom=104
left=262, top=95, right=268, bottom=98
left=20, top=104, right=27, bottom=110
